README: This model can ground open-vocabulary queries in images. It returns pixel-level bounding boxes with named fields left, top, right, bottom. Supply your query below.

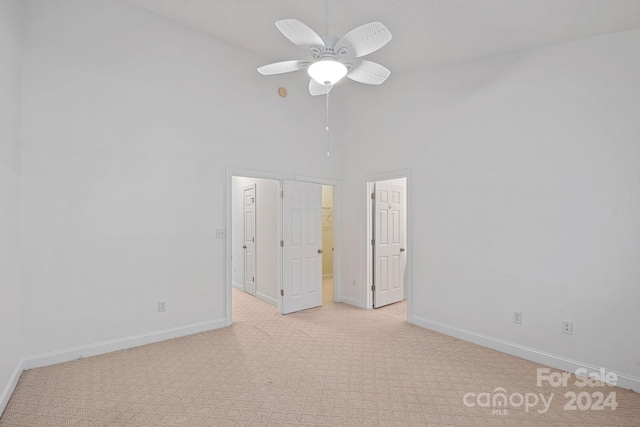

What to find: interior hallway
left=322, top=278, right=333, bottom=305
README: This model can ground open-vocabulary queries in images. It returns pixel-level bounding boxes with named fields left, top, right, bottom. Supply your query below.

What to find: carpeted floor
left=1, top=285, right=639, bottom=426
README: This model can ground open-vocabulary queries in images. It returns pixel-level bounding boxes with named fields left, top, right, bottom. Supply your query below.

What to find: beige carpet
left=375, top=299, right=407, bottom=321
left=2, top=286, right=639, bottom=426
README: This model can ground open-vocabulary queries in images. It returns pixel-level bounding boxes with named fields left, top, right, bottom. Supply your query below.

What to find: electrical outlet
left=215, top=229, right=226, bottom=239
left=562, top=320, right=573, bottom=335
left=513, top=311, right=522, bottom=324
left=158, top=301, right=166, bottom=312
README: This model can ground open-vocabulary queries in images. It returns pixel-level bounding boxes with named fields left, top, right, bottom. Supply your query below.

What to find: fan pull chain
left=326, top=86, right=330, bottom=156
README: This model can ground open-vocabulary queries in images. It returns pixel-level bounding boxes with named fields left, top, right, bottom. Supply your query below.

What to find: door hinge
left=280, top=190, right=284, bottom=198
left=371, top=192, right=375, bottom=200
left=253, top=276, right=255, bottom=282
left=280, top=240, right=284, bottom=247
left=280, top=289, right=284, bottom=296
left=371, top=285, right=375, bottom=291
left=371, top=239, right=375, bottom=246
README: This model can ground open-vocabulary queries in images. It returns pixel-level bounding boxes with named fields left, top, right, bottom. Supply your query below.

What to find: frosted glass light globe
left=308, top=60, right=348, bottom=85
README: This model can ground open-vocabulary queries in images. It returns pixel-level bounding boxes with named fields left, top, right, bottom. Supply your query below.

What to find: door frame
left=225, top=168, right=286, bottom=326
left=225, top=168, right=342, bottom=325
left=364, top=169, right=412, bottom=321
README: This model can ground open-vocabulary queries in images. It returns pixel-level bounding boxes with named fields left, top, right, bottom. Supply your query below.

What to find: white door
left=282, top=180, right=322, bottom=314
left=373, top=183, right=405, bottom=308
left=243, top=184, right=256, bottom=296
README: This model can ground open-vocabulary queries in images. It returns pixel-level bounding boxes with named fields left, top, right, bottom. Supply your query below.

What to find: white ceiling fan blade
left=347, top=60, right=390, bottom=85
left=309, top=79, right=333, bottom=96
left=275, top=19, right=325, bottom=51
left=257, top=60, right=311, bottom=75
left=335, top=22, right=392, bottom=58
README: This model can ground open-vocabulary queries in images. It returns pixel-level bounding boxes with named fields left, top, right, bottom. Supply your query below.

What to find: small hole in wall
left=278, top=87, right=287, bottom=98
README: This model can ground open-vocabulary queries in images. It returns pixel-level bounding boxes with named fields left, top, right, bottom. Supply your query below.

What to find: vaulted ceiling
left=124, top=0, right=640, bottom=72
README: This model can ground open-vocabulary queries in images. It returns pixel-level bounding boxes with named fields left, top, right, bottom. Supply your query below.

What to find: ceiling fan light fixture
left=308, top=59, right=347, bottom=86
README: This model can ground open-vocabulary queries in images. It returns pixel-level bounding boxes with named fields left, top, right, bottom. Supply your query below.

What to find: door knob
left=400, top=248, right=405, bottom=252
left=318, top=249, right=323, bottom=254
left=243, top=245, right=247, bottom=249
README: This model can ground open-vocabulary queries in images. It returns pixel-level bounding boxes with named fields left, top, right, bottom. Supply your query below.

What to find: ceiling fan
left=257, top=8, right=393, bottom=96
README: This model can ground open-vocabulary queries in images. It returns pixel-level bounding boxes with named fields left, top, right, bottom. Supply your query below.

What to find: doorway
left=322, top=185, right=334, bottom=304
left=225, top=168, right=343, bottom=325
left=231, top=176, right=279, bottom=306
left=366, top=173, right=411, bottom=319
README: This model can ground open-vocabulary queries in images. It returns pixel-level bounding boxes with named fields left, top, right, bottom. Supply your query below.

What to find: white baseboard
left=22, top=319, right=226, bottom=371
left=0, top=359, right=23, bottom=417
left=232, top=282, right=243, bottom=291
left=256, top=292, right=277, bottom=307
left=341, top=296, right=366, bottom=309
left=412, top=315, right=640, bottom=393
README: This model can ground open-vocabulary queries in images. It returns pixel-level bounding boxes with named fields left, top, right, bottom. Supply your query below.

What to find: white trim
left=232, top=281, right=243, bottom=291
left=256, top=292, right=277, bottom=307
left=294, top=175, right=340, bottom=185
left=412, top=315, right=640, bottom=393
left=0, top=359, right=23, bottom=416
left=22, top=319, right=225, bottom=371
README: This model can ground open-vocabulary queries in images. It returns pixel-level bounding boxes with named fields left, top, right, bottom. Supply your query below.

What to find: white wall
left=12, top=0, right=640, bottom=400
left=340, top=29, right=640, bottom=390
left=0, top=0, right=23, bottom=414
left=231, top=176, right=279, bottom=306
left=20, top=0, right=340, bottom=366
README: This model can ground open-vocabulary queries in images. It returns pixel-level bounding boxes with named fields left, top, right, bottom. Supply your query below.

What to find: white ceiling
left=123, top=0, right=640, bottom=72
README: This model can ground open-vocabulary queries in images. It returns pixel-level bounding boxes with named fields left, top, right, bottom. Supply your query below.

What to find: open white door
left=243, top=184, right=256, bottom=296
left=282, top=180, right=322, bottom=314
left=373, top=183, right=405, bottom=308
